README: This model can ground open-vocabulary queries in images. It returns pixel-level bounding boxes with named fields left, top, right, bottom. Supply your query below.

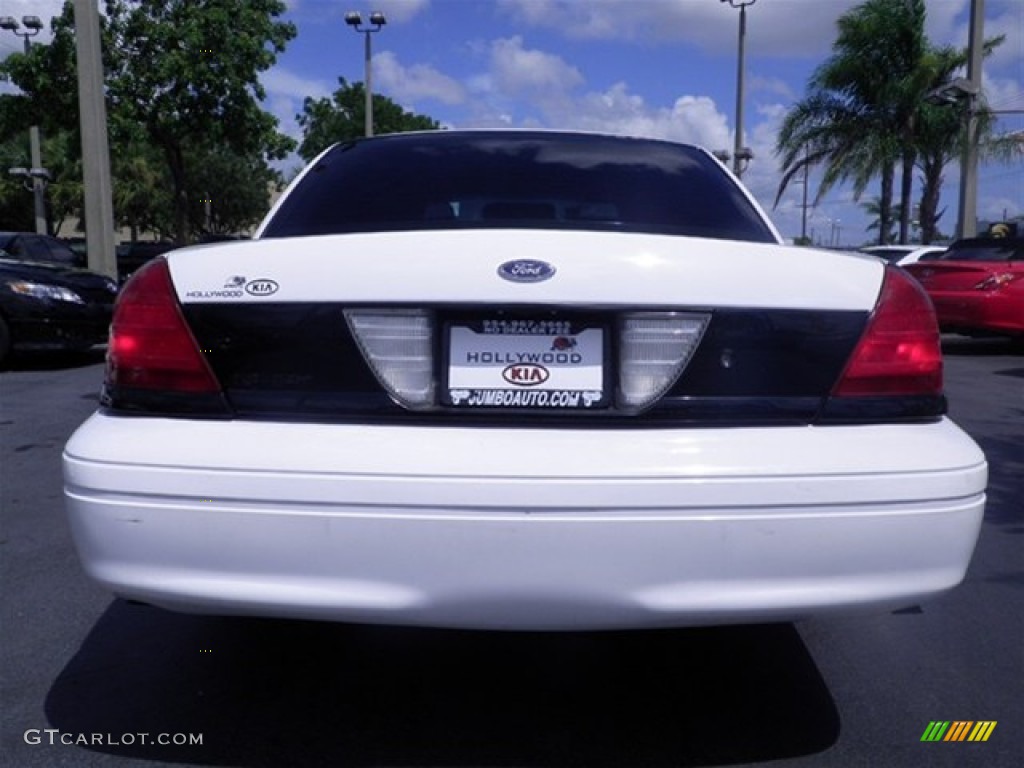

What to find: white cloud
left=569, top=84, right=731, bottom=147
left=260, top=67, right=334, bottom=143
left=374, top=50, right=467, bottom=105
left=979, top=194, right=1020, bottom=221
left=457, top=76, right=735, bottom=170
left=489, top=36, right=585, bottom=96
left=497, top=0, right=865, bottom=57
left=306, top=1, right=428, bottom=24
left=262, top=68, right=333, bottom=102
left=363, top=0, right=431, bottom=24
left=981, top=1, right=1024, bottom=76
left=453, top=34, right=735, bottom=150
left=749, top=76, right=796, bottom=102
left=983, top=73, right=1023, bottom=113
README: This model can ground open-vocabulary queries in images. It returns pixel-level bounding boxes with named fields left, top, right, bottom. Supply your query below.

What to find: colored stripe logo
left=921, top=721, right=997, bottom=742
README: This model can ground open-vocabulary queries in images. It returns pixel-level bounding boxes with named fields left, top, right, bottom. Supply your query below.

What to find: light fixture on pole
left=8, top=166, right=51, bottom=188
left=344, top=11, right=387, bottom=137
left=926, top=75, right=981, bottom=240
left=721, top=0, right=757, bottom=178
left=0, top=15, right=48, bottom=235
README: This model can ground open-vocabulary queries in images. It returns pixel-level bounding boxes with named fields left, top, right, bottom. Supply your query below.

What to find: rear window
left=261, top=132, right=777, bottom=243
left=939, top=238, right=1024, bottom=262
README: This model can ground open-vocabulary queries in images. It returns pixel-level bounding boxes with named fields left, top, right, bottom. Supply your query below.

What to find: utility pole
left=801, top=159, right=809, bottom=242
left=73, top=0, right=117, bottom=279
left=958, top=0, right=984, bottom=239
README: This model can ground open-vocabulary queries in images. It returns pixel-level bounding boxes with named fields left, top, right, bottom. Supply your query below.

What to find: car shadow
left=941, top=334, right=1022, bottom=357
left=45, top=602, right=839, bottom=767
left=972, top=431, right=1024, bottom=528
left=2, top=347, right=106, bottom=372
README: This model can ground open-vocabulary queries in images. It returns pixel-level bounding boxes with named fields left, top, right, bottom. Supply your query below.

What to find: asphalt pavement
left=1, top=337, right=1021, bottom=768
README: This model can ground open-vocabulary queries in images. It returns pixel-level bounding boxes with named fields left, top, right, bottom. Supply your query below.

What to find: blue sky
left=4, top=0, right=1022, bottom=245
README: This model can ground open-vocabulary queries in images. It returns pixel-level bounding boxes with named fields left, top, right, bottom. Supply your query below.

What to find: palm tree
left=914, top=37, right=1014, bottom=243
left=861, top=197, right=899, bottom=244
left=776, top=0, right=940, bottom=245
left=775, top=92, right=900, bottom=245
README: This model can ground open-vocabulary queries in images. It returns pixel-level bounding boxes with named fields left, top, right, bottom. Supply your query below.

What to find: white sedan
left=63, top=131, right=986, bottom=631
left=860, top=244, right=948, bottom=266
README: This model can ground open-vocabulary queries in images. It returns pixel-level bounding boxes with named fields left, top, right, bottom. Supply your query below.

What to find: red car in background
left=904, top=236, right=1024, bottom=342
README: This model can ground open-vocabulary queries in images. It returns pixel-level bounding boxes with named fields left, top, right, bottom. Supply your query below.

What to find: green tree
left=101, top=0, right=296, bottom=243
left=0, top=135, right=34, bottom=232
left=0, top=11, right=80, bottom=138
left=776, top=0, right=1008, bottom=246
left=187, top=143, right=282, bottom=237
left=861, top=197, right=899, bottom=243
left=111, top=135, right=172, bottom=241
left=297, top=78, right=441, bottom=161
left=909, top=40, right=1009, bottom=244
left=775, top=92, right=900, bottom=245
left=1, top=1, right=296, bottom=244
left=776, top=0, right=931, bottom=245
left=1, top=1, right=295, bottom=245
left=0, top=14, right=81, bottom=235
left=42, top=129, right=84, bottom=235
left=0, top=124, right=82, bottom=236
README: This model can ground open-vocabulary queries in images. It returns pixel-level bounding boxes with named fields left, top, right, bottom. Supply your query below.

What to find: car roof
left=940, top=237, right=1024, bottom=258
left=333, top=128, right=713, bottom=156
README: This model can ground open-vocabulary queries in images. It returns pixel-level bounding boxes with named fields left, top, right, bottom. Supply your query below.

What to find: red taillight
left=107, top=259, right=220, bottom=393
left=833, top=266, right=942, bottom=396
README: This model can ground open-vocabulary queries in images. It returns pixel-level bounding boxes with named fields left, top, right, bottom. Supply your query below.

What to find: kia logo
left=502, top=364, right=550, bottom=386
left=245, top=279, right=279, bottom=296
left=497, top=259, right=556, bottom=283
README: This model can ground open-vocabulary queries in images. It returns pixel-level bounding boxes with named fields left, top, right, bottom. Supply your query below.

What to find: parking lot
left=1, top=337, right=1021, bottom=767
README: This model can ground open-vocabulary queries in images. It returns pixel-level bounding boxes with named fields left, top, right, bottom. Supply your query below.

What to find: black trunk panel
left=175, top=303, right=876, bottom=425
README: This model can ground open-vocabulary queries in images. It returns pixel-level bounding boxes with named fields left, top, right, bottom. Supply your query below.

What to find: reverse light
left=107, top=259, right=220, bottom=393
left=345, top=309, right=435, bottom=409
left=618, top=312, right=710, bottom=411
left=833, top=266, right=942, bottom=397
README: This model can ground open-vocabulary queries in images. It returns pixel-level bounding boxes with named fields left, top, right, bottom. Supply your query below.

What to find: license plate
left=445, top=319, right=606, bottom=409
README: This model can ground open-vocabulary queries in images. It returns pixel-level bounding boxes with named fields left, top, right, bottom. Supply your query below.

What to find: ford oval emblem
left=497, top=259, right=556, bottom=283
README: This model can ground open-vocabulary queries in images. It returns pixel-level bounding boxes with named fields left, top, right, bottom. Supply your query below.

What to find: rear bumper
left=63, top=414, right=987, bottom=630
left=931, top=290, right=1024, bottom=336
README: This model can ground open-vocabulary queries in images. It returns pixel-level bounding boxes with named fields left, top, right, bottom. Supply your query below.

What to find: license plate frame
left=442, top=316, right=611, bottom=410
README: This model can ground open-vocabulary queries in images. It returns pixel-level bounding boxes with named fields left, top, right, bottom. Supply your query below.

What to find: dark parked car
left=0, top=231, right=86, bottom=269
left=116, top=241, right=178, bottom=282
left=0, top=253, right=118, bottom=365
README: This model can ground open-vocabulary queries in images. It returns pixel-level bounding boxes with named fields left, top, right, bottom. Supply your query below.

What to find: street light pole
left=0, top=15, right=47, bottom=234
left=344, top=11, right=387, bottom=137
left=721, top=0, right=757, bottom=178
